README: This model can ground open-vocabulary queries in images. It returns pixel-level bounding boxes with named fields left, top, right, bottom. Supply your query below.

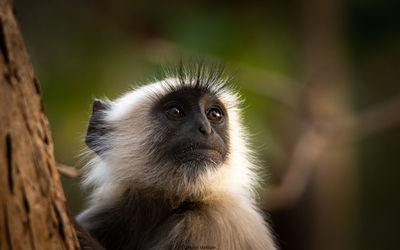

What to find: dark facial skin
left=151, top=88, right=229, bottom=172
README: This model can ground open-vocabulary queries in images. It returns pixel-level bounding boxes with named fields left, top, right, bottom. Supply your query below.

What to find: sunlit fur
left=78, top=64, right=276, bottom=249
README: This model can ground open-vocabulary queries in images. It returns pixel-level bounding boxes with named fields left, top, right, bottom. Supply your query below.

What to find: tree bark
left=0, top=0, right=80, bottom=249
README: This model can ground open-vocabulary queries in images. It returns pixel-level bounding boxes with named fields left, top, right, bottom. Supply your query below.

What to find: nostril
left=199, top=125, right=211, bottom=135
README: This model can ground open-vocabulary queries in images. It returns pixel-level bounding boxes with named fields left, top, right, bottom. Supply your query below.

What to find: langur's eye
left=167, top=106, right=184, bottom=118
left=207, top=108, right=222, bottom=121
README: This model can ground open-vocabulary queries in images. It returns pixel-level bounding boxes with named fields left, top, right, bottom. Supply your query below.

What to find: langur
left=76, top=63, right=277, bottom=250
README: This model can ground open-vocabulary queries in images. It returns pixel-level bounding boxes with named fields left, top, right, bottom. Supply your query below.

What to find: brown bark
left=0, top=0, right=80, bottom=249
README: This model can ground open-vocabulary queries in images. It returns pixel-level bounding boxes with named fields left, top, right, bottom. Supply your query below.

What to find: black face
left=151, top=88, right=229, bottom=172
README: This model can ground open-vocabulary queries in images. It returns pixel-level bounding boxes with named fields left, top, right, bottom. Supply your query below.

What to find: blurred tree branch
left=58, top=163, right=84, bottom=178
left=260, top=94, right=400, bottom=211
left=350, top=95, right=400, bottom=137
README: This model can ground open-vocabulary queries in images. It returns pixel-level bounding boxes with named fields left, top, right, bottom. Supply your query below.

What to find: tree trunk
left=0, top=0, right=80, bottom=249
left=301, top=0, right=358, bottom=249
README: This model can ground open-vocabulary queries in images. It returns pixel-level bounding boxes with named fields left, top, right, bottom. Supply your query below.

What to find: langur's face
left=150, top=88, right=229, bottom=174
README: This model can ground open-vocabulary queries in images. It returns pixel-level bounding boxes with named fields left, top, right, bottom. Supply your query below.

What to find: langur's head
left=83, top=63, right=257, bottom=199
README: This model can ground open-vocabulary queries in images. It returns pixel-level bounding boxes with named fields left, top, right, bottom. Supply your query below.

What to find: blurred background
left=13, top=0, right=400, bottom=249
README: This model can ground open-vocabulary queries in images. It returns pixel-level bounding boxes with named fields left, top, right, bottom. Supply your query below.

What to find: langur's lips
left=179, top=145, right=223, bottom=156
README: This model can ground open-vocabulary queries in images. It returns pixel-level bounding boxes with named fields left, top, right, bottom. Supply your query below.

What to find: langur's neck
left=125, top=184, right=225, bottom=209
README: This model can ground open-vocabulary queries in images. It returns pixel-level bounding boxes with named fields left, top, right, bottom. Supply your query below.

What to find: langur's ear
left=85, top=99, right=111, bottom=155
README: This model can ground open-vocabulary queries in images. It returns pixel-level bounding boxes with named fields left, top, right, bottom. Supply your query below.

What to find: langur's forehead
left=160, top=87, right=220, bottom=100
left=148, top=77, right=227, bottom=103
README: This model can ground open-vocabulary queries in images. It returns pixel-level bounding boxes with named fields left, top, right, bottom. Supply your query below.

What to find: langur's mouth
left=173, top=144, right=224, bottom=165
left=177, top=144, right=223, bottom=157
left=180, top=145, right=223, bottom=156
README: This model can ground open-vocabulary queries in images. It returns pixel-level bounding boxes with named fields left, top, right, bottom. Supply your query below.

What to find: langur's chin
left=173, top=149, right=224, bottom=167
